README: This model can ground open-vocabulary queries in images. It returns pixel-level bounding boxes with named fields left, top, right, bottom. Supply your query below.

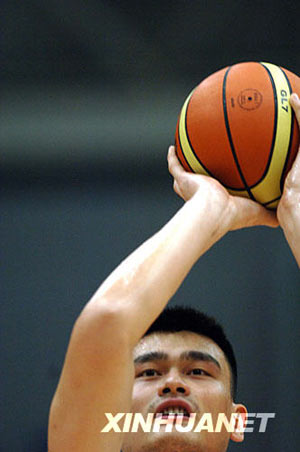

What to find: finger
left=167, top=145, right=186, bottom=180
left=283, top=146, right=300, bottom=192
left=289, top=93, right=300, bottom=125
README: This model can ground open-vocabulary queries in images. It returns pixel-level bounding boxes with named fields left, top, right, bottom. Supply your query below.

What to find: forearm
left=77, top=145, right=277, bottom=348
left=49, top=194, right=225, bottom=452
left=85, top=192, right=231, bottom=346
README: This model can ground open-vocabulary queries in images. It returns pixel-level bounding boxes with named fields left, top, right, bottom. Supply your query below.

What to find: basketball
left=175, top=62, right=300, bottom=209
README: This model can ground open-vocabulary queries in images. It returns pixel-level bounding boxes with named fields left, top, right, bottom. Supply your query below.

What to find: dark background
left=1, top=1, right=300, bottom=451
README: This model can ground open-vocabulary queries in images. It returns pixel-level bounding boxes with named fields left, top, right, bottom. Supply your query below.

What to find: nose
left=158, top=370, right=191, bottom=397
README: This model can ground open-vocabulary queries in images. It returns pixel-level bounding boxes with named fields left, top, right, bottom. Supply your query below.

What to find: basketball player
left=48, top=94, right=300, bottom=452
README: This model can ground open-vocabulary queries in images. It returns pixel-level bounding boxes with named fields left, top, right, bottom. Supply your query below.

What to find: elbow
left=73, top=298, right=131, bottom=354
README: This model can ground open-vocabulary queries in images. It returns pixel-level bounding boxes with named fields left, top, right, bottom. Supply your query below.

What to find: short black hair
left=143, top=306, right=237, bottom=400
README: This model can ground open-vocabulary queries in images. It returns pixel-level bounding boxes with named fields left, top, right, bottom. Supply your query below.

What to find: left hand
left=277, top=93, right=300, bottom=266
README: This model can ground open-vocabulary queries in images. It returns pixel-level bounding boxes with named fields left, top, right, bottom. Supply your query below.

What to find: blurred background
left=1, top=1, right=300, bottom=451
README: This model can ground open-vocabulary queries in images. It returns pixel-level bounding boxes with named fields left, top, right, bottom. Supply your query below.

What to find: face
left=122, top=331, right=246, bottom=452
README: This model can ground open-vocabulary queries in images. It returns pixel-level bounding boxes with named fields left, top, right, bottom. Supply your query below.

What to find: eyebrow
left=179, top=350, right=221, bottom=369
left=134, top=350, right=221, bottom=370
left=134, top=351, right=168, bottom=364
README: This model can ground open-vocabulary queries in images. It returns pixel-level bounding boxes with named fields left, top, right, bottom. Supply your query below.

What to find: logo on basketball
left=238, top=89, right=263, bottom=110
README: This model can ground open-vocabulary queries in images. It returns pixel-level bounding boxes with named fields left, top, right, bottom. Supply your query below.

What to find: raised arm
left=48, top=147, right=277, bottom=452
left=277, top=93, right=300, bottom=267
left=86, top=147, right=277, bottom=345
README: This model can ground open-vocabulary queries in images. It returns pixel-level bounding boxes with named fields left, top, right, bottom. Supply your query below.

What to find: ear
left=230, top=403, right=248, bottom=443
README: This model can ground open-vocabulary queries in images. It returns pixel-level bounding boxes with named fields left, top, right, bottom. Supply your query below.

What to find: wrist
left=185, top=191, right=233, bottom=240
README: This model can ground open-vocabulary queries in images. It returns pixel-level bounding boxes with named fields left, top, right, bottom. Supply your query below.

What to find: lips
left=154, top=398, right=193, bottom=419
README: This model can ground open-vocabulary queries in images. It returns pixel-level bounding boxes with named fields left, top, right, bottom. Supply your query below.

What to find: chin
left=122, top=430, right=203, bottom=452
left=122, top=430, right=230, bottom=452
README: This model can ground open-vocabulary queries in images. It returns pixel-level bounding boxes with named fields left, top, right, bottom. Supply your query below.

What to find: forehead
left=133, top=331, right=226, bottom=365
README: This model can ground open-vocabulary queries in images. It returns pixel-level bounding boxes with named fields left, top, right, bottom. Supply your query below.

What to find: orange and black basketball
left=175, top=62, right=300, bottom=208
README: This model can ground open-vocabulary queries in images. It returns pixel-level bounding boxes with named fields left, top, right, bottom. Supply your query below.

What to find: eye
left=188, top=368, right=210, bottom=376
left=137, top=369, right=161, bottom=378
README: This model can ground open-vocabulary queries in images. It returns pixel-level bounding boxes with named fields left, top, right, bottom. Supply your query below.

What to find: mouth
left=154, top=399, right=193, bottom=420
left=158, top=408, right=190, bottom=420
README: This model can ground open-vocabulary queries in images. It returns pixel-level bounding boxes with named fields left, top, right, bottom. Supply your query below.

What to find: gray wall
left=1, top=1, right=300, bottom=451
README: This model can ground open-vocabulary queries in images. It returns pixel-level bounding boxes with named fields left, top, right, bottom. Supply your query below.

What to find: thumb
left=229, top=197, right=279, bottom=231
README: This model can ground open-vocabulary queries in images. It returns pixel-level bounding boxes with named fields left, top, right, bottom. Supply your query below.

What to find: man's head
left=144, top=306, right=238, bottom=400
left=122, top=306, right=247, bottom=452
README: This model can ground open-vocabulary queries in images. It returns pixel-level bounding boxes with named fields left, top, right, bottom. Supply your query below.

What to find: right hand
left=168, top=145, right=278, bottom=232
